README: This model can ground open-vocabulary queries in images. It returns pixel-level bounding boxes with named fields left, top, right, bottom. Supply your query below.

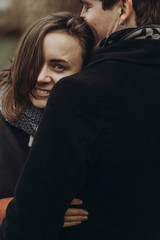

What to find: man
left=1, top=0, right=160, bottom=239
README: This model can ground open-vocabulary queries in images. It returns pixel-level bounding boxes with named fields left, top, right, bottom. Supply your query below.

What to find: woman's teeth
left=36, top=89, right=49, bottom=94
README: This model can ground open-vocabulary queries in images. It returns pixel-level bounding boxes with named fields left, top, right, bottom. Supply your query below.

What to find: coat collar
left=99, top=25, right=160, bottom=48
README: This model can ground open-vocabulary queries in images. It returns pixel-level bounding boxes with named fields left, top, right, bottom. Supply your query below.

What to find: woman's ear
left=119, top=0, right=133, bottom=25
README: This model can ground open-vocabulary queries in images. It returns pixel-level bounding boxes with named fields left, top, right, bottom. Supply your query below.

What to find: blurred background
left=0, top=0, right=82, bottom=70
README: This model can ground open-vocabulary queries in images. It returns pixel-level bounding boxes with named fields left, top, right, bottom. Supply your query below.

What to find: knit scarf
left=6, top=103, right=44, bottom=137
left=99, top=24, right=160, bottom=47
left=0, top=85, right=44, bottom=137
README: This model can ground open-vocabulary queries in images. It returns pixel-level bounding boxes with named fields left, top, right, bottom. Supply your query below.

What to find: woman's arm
left=0, top=197, right=14, bottom=223
left=0, top=198, right=88, bottom=227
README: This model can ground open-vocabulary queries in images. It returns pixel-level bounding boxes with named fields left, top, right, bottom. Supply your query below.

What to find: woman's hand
left=0, top=197, right=14, bottom=223
left=63, top=198, right=88, bottom=228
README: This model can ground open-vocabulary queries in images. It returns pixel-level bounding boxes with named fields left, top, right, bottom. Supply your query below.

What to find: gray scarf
left=6, top=103, right=44, bottom=137
left=99, top=24, right=160, bottom=47
left=0, top=85, right=44, bottom=136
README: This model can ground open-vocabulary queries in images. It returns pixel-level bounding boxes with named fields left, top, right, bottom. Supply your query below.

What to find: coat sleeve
left=0, top=73, right=105, bottom=240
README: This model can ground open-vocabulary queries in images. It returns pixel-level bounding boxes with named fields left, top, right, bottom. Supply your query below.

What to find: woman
left=0, top=12, right=93, bottom=226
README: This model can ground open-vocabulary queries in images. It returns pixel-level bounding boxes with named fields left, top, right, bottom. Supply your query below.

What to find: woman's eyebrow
left=49, top=59, right=67, bottom=63
left=49, top=59, right=70, bottom=66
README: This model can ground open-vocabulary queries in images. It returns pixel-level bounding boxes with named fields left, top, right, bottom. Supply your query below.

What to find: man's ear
left=119, top=0, right=133, bottom=25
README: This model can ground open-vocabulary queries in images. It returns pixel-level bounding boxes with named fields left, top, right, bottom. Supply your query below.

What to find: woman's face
left=29, top=30, right=84, bottom=109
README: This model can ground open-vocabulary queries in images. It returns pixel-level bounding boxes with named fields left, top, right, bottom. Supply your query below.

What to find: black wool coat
left=0, top=113, right=29, bottom=198
left=1, top=28, right=160, bottom=240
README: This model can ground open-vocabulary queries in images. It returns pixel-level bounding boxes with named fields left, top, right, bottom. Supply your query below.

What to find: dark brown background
left=0, top=0, right=82, bottom=69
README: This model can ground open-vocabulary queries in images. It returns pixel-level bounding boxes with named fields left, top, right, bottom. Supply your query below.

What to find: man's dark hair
left=101, top=0, right=160, bottom=26
left=101, top=0, right=118, bottom=9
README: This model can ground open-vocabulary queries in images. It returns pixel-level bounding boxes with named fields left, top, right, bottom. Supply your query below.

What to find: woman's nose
left=37, top=65, right=51, bottom=83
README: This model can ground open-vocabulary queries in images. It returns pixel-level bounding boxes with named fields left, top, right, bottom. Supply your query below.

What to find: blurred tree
left=0, top=0, right=82, bottom=69
left=13, top=0, right=82, bottom=31
left=0, top=0, right=82, bottom=33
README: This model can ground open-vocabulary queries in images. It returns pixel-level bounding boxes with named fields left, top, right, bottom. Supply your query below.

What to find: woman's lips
left=32, top=88, right=51, bottom=98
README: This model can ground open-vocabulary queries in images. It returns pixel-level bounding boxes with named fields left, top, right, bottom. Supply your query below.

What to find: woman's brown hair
left=0, top=12, right=94, bottom=121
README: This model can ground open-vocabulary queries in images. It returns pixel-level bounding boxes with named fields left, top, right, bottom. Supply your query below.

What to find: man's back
left=56, top=29, right=160, bottom=239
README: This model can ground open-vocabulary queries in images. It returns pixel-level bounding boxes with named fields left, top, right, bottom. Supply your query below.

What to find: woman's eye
left=55, top=64, right=65, bottom=70
left=50, top=64, right=65, bottom=71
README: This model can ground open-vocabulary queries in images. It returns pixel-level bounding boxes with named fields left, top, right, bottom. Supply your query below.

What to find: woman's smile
left=31, top=88, right=51, bottom=98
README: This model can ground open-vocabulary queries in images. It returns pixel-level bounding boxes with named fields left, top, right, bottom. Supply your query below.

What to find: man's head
left=80, top=0, right=160, bottom=44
